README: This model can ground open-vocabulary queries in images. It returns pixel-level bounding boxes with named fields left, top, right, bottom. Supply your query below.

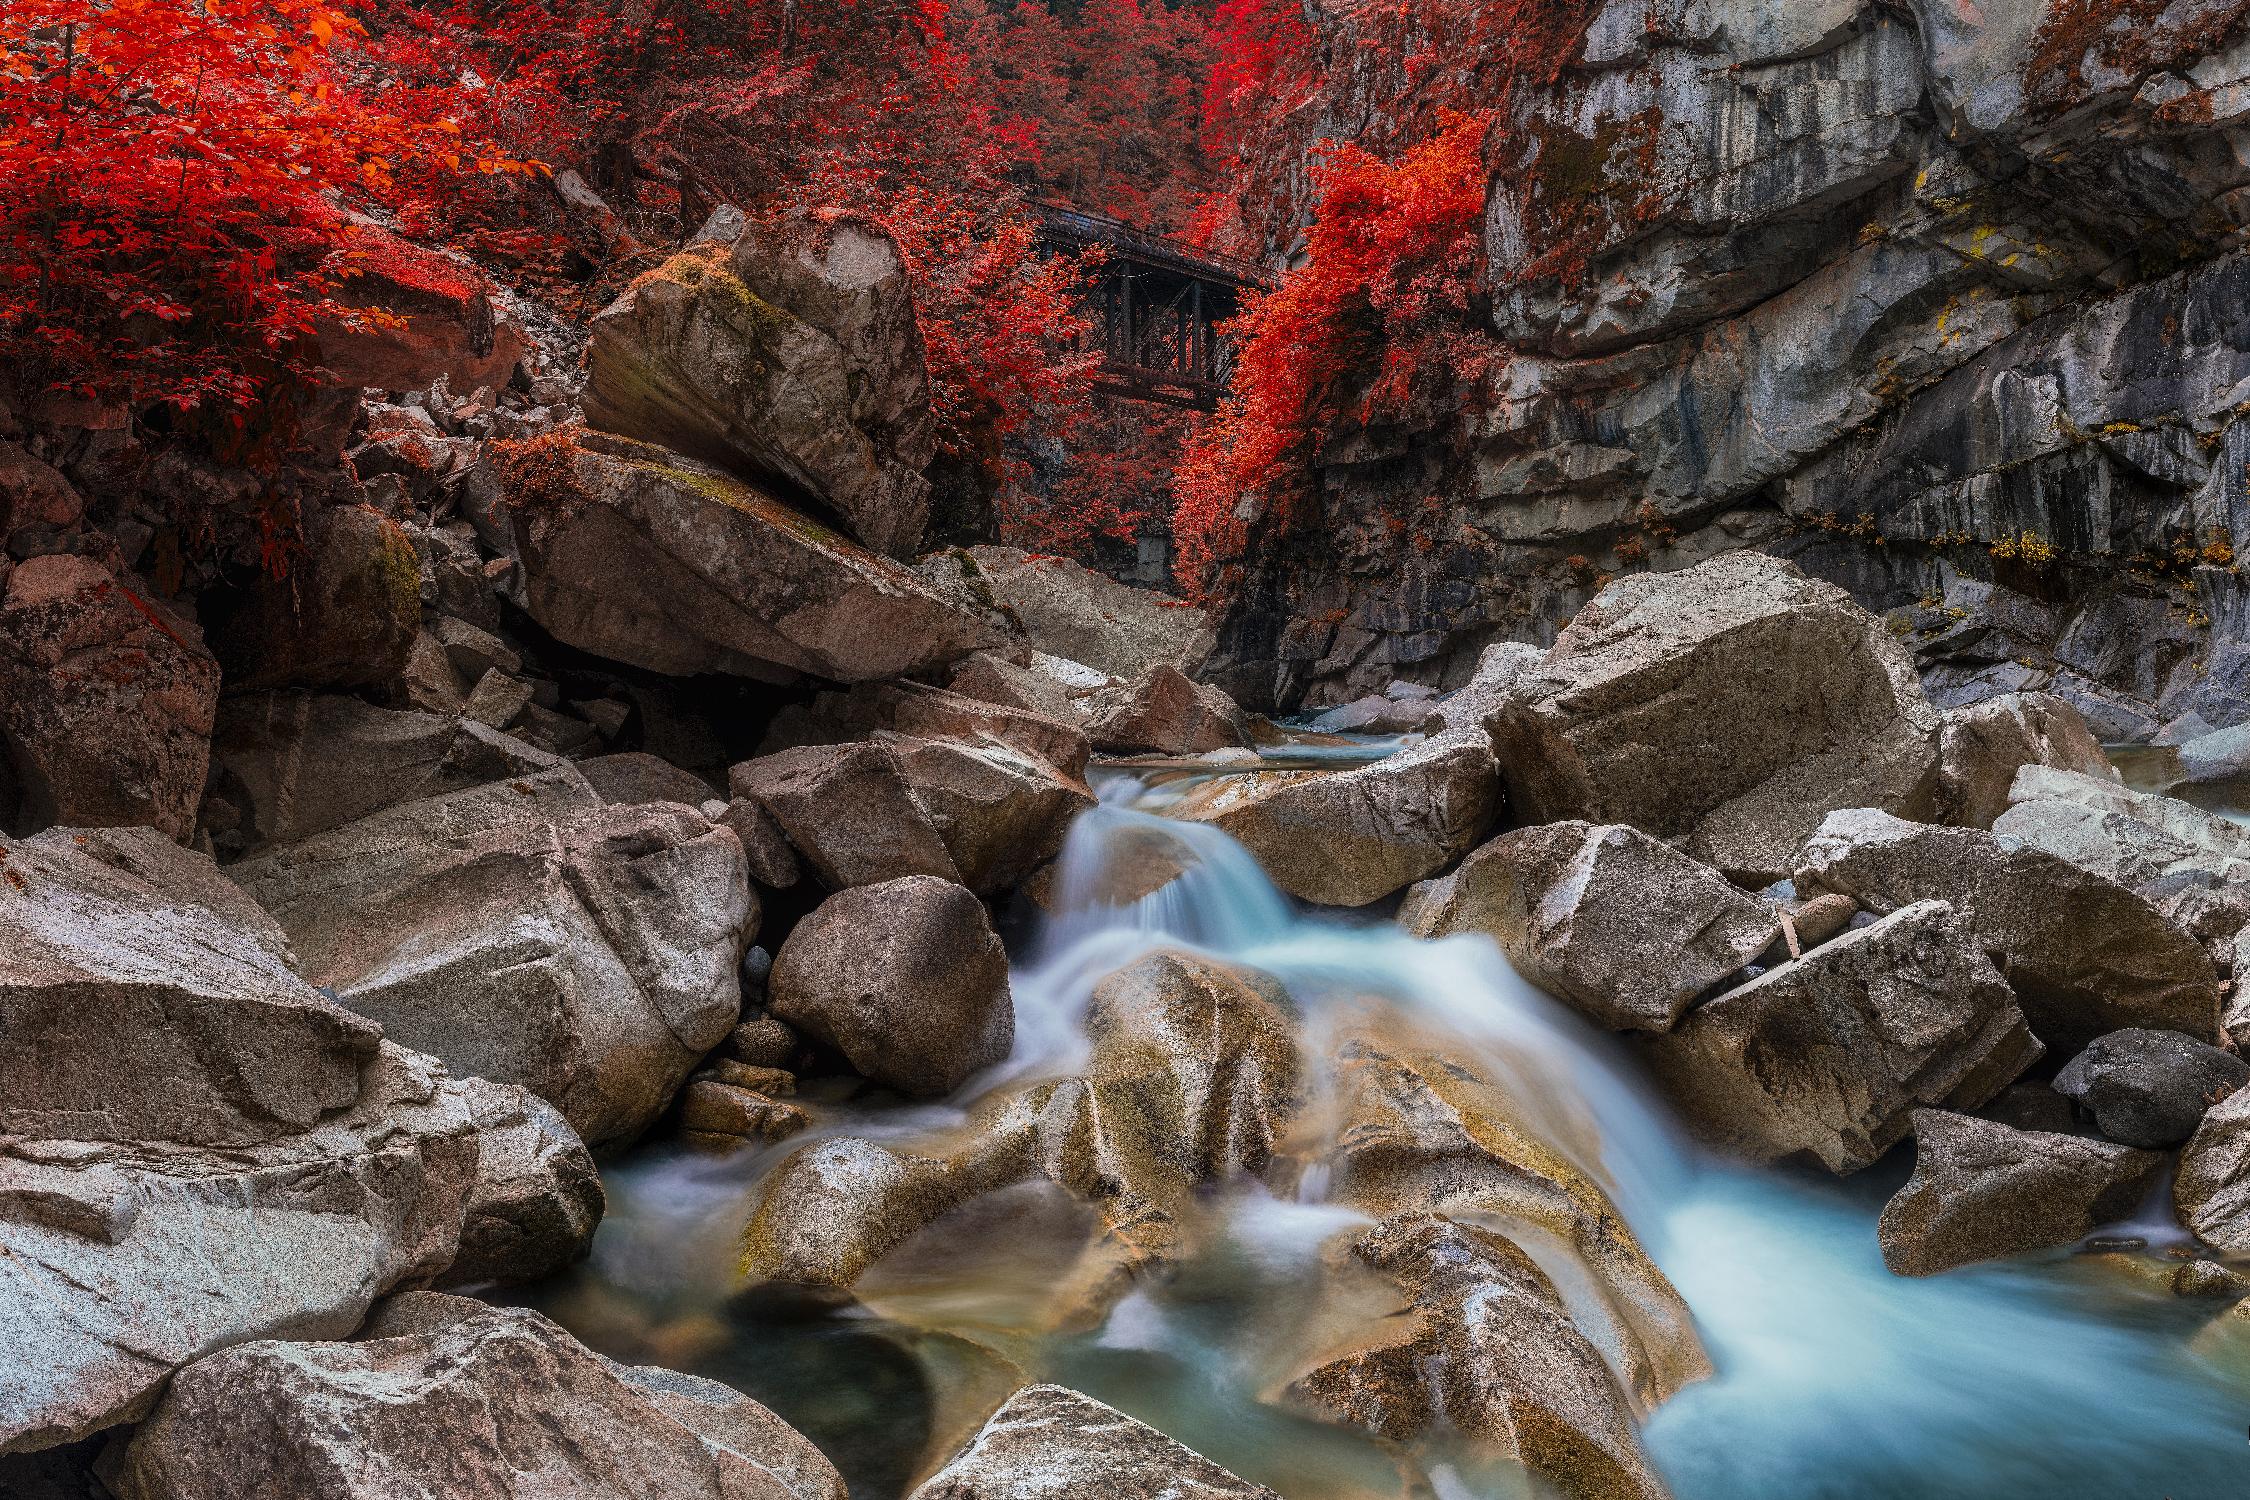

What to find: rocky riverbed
left=9, top=46, right=2250, bottom=1489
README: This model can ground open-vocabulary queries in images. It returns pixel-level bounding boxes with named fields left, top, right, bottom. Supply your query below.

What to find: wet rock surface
left=1879, top=1110, right=2166, bottom=1276
left=1284, top=1214, right=1668, bottom=1500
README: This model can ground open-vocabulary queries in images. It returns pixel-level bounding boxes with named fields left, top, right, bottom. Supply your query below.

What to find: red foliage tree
left=0, top=0, right=498, bottom=418
left=1173, top=110, right=1488, bottom=598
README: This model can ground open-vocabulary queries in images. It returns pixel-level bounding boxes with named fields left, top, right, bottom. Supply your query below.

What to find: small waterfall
left=551, top=760, right=2250, bottom=1500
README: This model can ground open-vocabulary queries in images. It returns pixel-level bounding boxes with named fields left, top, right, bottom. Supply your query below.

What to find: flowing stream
left=528, top=758, right=2250, bottom=1499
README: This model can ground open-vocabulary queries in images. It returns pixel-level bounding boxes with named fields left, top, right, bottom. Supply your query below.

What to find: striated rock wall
left=1211, top=0, right=2250, bottom=730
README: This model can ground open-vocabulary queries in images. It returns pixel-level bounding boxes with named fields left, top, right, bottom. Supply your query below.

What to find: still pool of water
left=523, top=770, right=2250, bottom=1499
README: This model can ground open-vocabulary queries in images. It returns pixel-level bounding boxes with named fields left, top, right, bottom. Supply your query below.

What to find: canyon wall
left=1212, top=0, right=2250, bottom=739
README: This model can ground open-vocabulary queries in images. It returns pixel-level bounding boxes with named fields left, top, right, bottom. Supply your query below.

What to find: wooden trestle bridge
left=1035, top=204, right=1272, bottom=411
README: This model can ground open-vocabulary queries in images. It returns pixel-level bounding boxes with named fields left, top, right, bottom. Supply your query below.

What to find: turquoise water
left=532, top=775, right=2250, bottom=1498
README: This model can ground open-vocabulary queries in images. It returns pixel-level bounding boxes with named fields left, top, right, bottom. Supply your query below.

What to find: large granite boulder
left=582, top=215, right=935, bottom=559
left=1315, top=1016, right=1710, bottom=1411
left=1486, top=553, right=1942, bottom=882
left=1797, top=807, right=2225, bottom=1048
left=2053, top=1028, right=2250, bottom=1149
left=1932, top=692, right=2114, bottom=829
left=732, top=730, right=1090, bottom=896
left=203, top=694, right=561, bottom=856
left=767, top=876, right=1012, bottom=1098
left=1085, top=664, right=1255, bottom=756
left=440, top=1079, right=604, bottom=1288
left=759, top=679, right=1091, bottom=782
left=103, top=1293, right=844, bottom=1500
left=0, top=829, right=549, bottom=1453
left=907, top=1384, right=1275, bottom=1500
left=314, top=225, right=527, bottom=396
left=468, top=430, right=999, bottom=683
left=0, top=554, right=218, bottom=840
left=1398, top=820, right=1779, bottom=1032
left=1173, top=732, right=1499, bottom=906
left=233, top=769, right=754, bottom=1148
left=1642, top=901, right=2042, bottom=1174
left=918, top=545, right=1214, bottom=681
left=1, top=1046, right=488, bottom=1456
left=1283, top=1214, right=1666, bottom=1500
left=1877, top=1109, right=2166, bottom=1276
left=1993, top=766, right=2250, bottom=971
left=211, top=503, right=421, bottom=696
left=2175, top=1086, right=2250, bottom=1255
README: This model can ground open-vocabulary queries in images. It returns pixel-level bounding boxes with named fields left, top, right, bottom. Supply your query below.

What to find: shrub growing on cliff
left=1173, top=110, right=1488, bottom=598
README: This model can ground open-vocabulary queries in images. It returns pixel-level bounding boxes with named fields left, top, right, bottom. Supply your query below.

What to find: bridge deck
left=1035, top=204, right=1272, bottom=410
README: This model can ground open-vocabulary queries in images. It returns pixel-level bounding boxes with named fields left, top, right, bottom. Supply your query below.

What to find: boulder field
left=10, top=54, right=2250, bottom=1487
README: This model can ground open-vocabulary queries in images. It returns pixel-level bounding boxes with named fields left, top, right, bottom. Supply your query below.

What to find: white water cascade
left=542, top=767, right=2250, bottom=1499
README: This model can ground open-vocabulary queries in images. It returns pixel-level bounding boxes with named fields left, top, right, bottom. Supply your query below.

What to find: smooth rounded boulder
left=768, top=876, right=1012, bottom=1098
left=908, top=1384, right=1274, bottom=1500
left=2053, top=1029, right=2249, bottom=1148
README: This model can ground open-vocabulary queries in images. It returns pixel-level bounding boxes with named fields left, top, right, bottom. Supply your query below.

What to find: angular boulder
left=1398, top=820, right=1779, bottom=1032
left=103, top=1293, right=844, bottom=1500
left=1284, top=1214, right=1666, bottom=1500
left=732, top=731, right=1090, bottom=896
left=1993, top=766, right=2250, bottom=971
left=1642, top=901, right=2042, bottom=1174
left=0, top=554, right=217, bottom=840
left=1174, top=733, right=1499, bottom=906
left=233, top=770, right=754, bottom=1148
left=583, top=216, right=935, bottom=559
left=204, top=694, right=561, bottom=856
left=759, top=678, right=1091, bottom=782
left=0, top=1045, right=488, bottom=1456
left=211, top=503, right=421, bottom=696
left=1932, top=692, right=2113, bottom=829
left=2175, top=1086, right=2250, bottom=1255
left=315, top=225, right=528, bottom=396
left=468, top=430, right=999, bottom=683
left=1878, top=1109, right=2164, bottom=1276
left=1488, top=553, right=1942, bottom=883
left=1084, top=665, right=1254, bottom=756
left=0, top=826, right=375, bottom=1148
left=1797, top=807, right=2224, bottom=1048
left=917, top=546, right=1214, bottom=682
left=439, top=1078, right=604, bottom=1288
left=2053, top=1028, right=2249, bottom=1149
left=768, top=876, right=1012, bottom=1098
left=907, top=1384, right=1275, bottom=1500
